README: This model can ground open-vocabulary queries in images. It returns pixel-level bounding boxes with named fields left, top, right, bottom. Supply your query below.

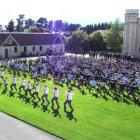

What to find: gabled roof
left=2, top=35, right=20, bottom=46
left=0, top=32, right=64, bottom=46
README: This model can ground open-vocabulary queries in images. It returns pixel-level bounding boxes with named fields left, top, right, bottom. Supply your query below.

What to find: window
left=14, top=47, right=17, bottom=53
left=24, top=47, right=27, bottom=53
left=40, top=46, right=42, bottom=51
left=32, top=46, right=35, bottom=51
left=139, top=47, right=140, bottom=52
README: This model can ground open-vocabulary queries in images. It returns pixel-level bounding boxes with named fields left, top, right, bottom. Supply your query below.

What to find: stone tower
left=123, top=9, right=139, bottom=57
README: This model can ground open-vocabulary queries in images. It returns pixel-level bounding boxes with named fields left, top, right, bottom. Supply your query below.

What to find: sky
left=0, top=0, right=140, bottom=26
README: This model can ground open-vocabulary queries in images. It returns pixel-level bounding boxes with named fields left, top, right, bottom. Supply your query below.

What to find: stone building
left=123, top=9, right=140, bottom=58
left=0, top=32, right=65, bottom=58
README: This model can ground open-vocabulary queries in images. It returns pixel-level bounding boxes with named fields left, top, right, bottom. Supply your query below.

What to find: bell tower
left=123, top=9, right=139, bottom=56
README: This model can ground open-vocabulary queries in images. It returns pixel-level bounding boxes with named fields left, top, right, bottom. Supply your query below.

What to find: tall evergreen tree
left=7, top=20, right=15, bottom=32
left=16, top=14, right=25, bottom=32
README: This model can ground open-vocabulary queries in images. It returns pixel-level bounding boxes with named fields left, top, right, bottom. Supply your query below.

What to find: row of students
left=1, top=76, right=75, bottom=111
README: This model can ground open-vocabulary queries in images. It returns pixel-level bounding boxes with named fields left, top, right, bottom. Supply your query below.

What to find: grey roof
left=0, top=32, right=64, bottom=46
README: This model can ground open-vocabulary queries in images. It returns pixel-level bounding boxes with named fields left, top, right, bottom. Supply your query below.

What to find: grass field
left=0, top=70, right=140, bottom=140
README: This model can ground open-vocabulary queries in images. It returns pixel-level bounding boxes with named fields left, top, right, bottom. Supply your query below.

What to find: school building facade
left=0, top=32, right=65, bottom=58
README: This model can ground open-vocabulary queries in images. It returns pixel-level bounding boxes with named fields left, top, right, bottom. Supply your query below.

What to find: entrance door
left=24, top=47, right=27, bottom=56
left=5, top=49, right=8, bottom=58
left=24, top=47, right=27, bottom=53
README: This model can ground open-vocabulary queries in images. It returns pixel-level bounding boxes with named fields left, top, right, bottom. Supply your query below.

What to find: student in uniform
left=32, top=83, right=40, bottom=101
left=97, top=80, right=106, bottom=96
left=51, top=87, right=60, bottom=108
left=64, top=88, right=74, bottom=111
left=19, top=78, right=27, bottom=93
left=1, top=70, right=5, bottom=82
left=10, top=76, right=17, bottom=90
left=41, top=85, right=50, bottom=104
left=89, top=77, right=97, bottom=93
left=34, top=71, right=38, bottom=82
left=4, top=77, right=8, bottom=92
left=24, top=81, right=33, bottom=98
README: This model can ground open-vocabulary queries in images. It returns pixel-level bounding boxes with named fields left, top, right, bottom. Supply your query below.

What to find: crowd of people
left=0, top=55, right=140, bottom=114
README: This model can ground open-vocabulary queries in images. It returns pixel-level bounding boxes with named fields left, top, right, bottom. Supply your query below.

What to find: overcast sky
left=0, top=0, right=140, bottom=26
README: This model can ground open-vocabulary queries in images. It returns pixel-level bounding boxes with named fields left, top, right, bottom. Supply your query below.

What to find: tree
left=104, top=19, right=123, bottom=52
left=69, top=24, right=81, bottom=32
left=24, top=19, right=35, bottom=29
left=62, top=22, right=69, bottom=32
left=54, top=20, right=63, bottom=32
left=83, top=24, right=94, bottom=34
left=0, top=25, right=2, bottom=32
left=36, top=17, right=48, bottom=28
left=66, top=30, right=89, bottom=55
left=93, top=24, right=98, bottom=31
left=89, top=31, right=106, bottom=51
left=16, top=14, right=25, bottom=32
left=7, top=20, right=15, bottom=32
left=48, top=20, right=53, bottom=30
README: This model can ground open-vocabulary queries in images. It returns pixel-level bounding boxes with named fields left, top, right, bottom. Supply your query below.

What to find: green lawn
left=0, top=70, right=140, bottom=140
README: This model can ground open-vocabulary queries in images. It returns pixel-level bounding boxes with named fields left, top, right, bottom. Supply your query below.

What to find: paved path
left=0, top=112, right=62, bottom=140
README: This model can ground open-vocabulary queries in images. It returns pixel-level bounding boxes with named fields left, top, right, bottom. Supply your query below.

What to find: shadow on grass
left=51, top=105, right=61, bottom=118
left=8, top=90, right=16, bottom=97
left=91, top=89, right=140, bottom=106
left=32, top=100, right=40, bottom=108
left=24, top=96, right=32, bottom=104
left=64, top=109, right=77, bottom=122
left=17, top=92, right=25, bottom=99
left=41, top=102, right=50, bottom=113
left=1, top=89, right=7, bottom=95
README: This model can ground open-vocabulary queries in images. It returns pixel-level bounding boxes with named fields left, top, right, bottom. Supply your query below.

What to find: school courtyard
left=0, top=56, right=140, bottom=140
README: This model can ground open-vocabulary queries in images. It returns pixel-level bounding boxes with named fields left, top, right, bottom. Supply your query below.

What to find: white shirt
left=35, top=85, right=40, bottom=92
left=5, top=79, right=8, bottom=84
left=44, top=87, right=49, bottom=94
left=54, top=90, right=59, bottom=97
left=100, top=82, right=105, bottom=87
left=66, top=91, right=74, bottom=101
left=1, top=71, right=5, bottom=76
left=12, top=78, right=17, bottom=84
left=91, top=80, right=96, bottom=87
left=28, top=83, right=32, bottom=89
left=34, top=72, right=38, bottom=77
left=22, top=80, right=26, bottom=86
left=136, top=79, right=140, bottom=87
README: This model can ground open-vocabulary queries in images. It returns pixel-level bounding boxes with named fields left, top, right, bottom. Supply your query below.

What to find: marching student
left=32, top=83, right=40, bottom=101
left=10, top=76, right=17, bottom=91
left=41, top=85, right=50, bottom=105
left=4, top=77, right=9, bottom=92
left=1, top=69, right=5, bottom=82
left=24, top=81, right=33, bottom=97
left=89, top=77, right=97, bottom=93
left=51, top=87, right=60, bottom=108
left=97, top=80, right=106, bottom=95
left=19, top=78, right=27, bottom=93
left=64, top=88, right=74, bottom=111
left=34, top=71, right=38, bottom=81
